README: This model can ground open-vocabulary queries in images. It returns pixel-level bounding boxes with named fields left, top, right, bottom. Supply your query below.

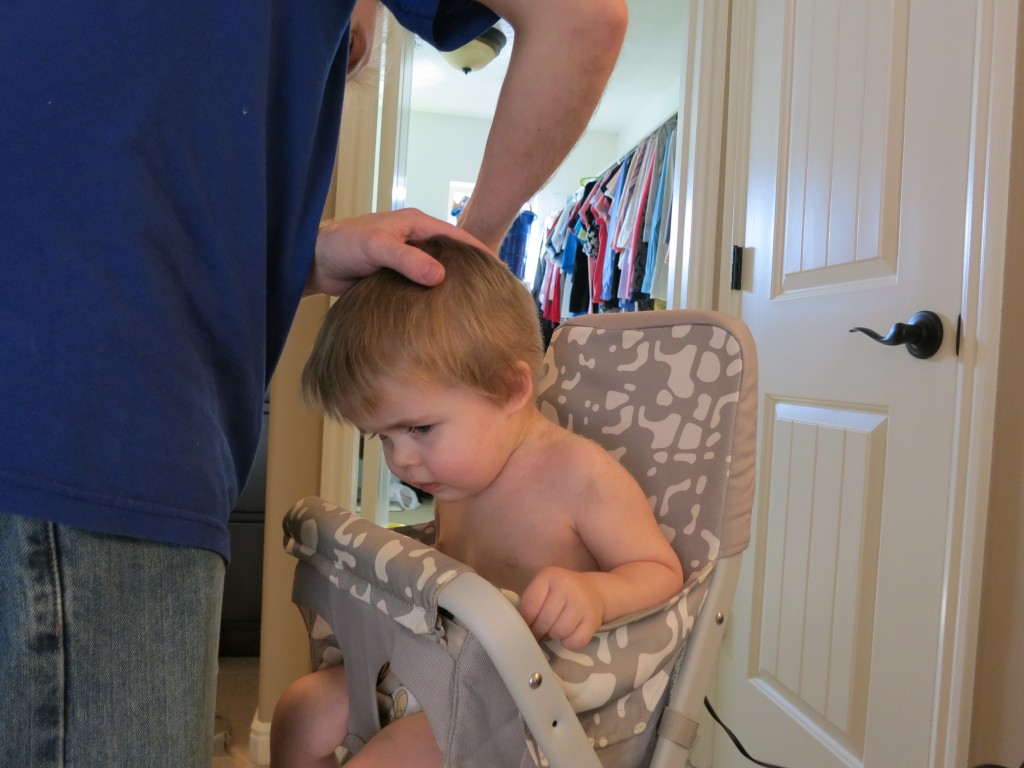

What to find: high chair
left=281, top=309, right=758, bottom=767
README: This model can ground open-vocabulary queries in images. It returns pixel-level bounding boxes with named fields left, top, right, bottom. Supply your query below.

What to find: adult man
left=0, top=0, right=628, bottom=764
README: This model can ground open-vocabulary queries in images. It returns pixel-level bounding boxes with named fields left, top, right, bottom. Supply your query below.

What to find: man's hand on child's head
left=307, top=210, right=491, bottom=297
left=518, top=567, right=606, bottom=651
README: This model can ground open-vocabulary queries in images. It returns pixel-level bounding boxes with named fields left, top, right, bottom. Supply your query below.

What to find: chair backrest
left=536, top=310, right=758, bottom=576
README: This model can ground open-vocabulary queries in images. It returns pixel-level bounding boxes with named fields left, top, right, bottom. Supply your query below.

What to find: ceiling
left=409, top=0, right=687, bottom=135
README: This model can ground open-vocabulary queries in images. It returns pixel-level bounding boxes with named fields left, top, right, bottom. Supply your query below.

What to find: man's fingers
left=380, top=240, right=445, bottom=286
left=311, top=210, right=474, bottom=296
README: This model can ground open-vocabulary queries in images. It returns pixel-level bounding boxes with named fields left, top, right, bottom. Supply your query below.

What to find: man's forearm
left=458, top=0, right=628, bottom=252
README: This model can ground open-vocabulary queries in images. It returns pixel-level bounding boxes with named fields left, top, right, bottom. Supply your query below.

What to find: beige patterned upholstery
left=282, top=309, right=758, bottom=767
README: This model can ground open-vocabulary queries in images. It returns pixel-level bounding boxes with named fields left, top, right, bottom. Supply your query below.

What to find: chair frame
left=435, top=552, right=745, bottom=767
left=285, top=308, right=758, bottom=768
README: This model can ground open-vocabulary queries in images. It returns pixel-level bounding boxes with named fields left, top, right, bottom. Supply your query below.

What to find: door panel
left=715, top=1, right=981, bottom=765
left=755, top=401, right=886, bottom=755
left=778, top=0, right=907, bottom=294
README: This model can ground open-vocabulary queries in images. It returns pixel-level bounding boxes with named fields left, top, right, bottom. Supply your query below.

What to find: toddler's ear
left=503, top=360, right=536, bottom=414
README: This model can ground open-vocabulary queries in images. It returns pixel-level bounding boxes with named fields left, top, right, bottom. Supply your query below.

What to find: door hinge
left=730, top=245, right=744, bottom=291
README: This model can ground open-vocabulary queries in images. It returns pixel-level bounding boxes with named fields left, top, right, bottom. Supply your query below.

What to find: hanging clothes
left=600, top=157, right=630, bottom=305
left=498, top=208, right=537, bottom=279
left=646, top=122, right=678, bottom=301
left=616, top=133, right=659, bottom=302
left=534, top=114, right=678, bottom=323
left=584, top=168, right=616, bottom=306
left=632, top=120, right=674, bottom=299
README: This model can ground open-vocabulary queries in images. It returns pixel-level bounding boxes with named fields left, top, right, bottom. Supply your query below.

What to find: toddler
left=270, top=235, right=684, bottom=767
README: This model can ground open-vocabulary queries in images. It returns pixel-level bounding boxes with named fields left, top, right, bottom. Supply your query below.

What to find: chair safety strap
left=657, top=709, right=700, bottom=750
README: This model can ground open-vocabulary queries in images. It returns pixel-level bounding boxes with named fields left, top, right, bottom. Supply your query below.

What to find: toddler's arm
left=518, top=448, right=684, bottom=650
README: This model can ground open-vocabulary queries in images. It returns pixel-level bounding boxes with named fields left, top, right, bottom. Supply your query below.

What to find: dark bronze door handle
left=849, top=310, right=943, bottom=359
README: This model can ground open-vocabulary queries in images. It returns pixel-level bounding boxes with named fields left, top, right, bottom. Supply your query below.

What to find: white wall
left=614, top=80, right=681, bottom=157
left=405, top=111, right=488, bottom=221
left=406, top=110, right=619, bottom=222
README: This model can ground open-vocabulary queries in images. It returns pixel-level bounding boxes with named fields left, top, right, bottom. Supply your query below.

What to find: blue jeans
left=0, top=514, right=224, bottom=767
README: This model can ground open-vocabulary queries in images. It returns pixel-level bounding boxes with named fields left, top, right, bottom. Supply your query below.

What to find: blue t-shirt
left=0, top=0, right=496, bottom=560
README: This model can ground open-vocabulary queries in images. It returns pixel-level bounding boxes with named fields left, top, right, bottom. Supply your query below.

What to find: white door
left=713, top=2, right=1012, bottom=766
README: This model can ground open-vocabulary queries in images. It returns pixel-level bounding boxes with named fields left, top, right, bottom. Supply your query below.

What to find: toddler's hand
left=518, top=567, right=605, bottom=650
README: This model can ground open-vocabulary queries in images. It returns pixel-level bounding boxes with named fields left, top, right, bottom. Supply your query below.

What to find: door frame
left=704, top=2, right=1017, bottom=766
left=318, top=10, right=416, bottom=525
left=665, top=0, right=732, bottom=311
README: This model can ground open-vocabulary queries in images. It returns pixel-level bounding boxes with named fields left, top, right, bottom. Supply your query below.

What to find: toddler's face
left=356, top=377, right=516, bottom=503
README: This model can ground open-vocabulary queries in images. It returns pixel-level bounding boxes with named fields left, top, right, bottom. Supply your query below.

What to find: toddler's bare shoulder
left=541, top=426, right=611, bottom=465
left=539, top=429, right=638, bottom=496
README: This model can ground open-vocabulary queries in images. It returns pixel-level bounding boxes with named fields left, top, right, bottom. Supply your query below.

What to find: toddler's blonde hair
left=302, top=235, right=544, bottom=425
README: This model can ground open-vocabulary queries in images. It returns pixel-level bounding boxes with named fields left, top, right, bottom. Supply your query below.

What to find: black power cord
left=704, top=696, right=791, bottom=768
left=705, top=697, right=1023, bottom=768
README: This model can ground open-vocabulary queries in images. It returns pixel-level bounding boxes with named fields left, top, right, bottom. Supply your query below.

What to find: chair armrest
left=283, top=496, right=470, bottom=637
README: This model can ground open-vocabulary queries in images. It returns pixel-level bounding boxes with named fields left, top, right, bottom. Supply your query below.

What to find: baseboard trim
left=248, top=710, right=271, bottom=766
